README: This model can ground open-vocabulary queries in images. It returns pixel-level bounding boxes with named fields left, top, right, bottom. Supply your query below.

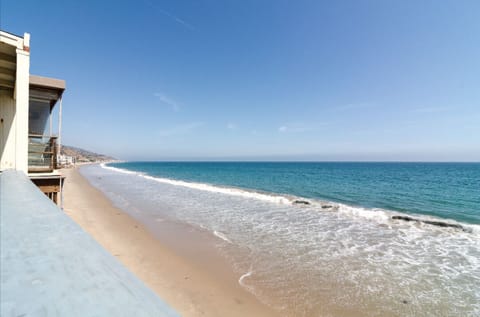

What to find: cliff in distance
left=61, top=145, right=115, bottom=163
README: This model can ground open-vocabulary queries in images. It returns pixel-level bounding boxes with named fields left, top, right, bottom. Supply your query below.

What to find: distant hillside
left=61, top=145, right=116, bottom=163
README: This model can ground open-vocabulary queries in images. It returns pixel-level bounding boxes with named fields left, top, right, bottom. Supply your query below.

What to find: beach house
left=0, top=30, right=65, bottom=203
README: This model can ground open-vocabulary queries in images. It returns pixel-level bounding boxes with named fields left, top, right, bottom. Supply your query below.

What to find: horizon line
left=110, top=159, right=480, bottom=164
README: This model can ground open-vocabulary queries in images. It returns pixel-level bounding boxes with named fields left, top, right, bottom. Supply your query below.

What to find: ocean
left=81, top=162, right=480, bottom=316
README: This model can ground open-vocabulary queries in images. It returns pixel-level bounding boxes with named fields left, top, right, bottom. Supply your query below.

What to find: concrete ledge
left=0, top=170, right=179, bottom=317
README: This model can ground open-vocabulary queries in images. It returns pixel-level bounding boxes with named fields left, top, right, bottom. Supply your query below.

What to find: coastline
left=61, top=163, right=480, bottom=316
left=62, top=167, right=279, bottom=317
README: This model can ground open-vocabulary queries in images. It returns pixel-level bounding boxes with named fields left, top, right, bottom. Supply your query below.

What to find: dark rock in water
left=392, top=215, right=416, bottom=222
left=293, top=200, right=310, bottom=205
left=423, top=220, right=464, bottom=230
left=392, top=215, right=466, bottom=231
left=321, top=205, right=333, bottom=209
left=401, top=300, right=409, bottom=304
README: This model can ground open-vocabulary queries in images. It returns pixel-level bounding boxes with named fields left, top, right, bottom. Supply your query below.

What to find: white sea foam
left=213, top=230, right=232, bottom=243
left=101, top=163, right=137, bottom=174
left=336, top=203, right=390, bottom=222
left=239, top=270, right=253, bottom=287
left=100, top=163, right=480, bottom=235
left=101, top=163, right=292, bottom=204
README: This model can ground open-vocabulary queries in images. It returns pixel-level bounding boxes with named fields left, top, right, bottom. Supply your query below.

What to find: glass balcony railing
left=28, top=134, right=57, bottom=173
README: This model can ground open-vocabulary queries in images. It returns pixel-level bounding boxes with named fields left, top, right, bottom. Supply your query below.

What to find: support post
left=49, top=111, right=52, bottom=137
left=58, top=96, right=62, bottom=157
left=60, top=176, right=64, bottom=210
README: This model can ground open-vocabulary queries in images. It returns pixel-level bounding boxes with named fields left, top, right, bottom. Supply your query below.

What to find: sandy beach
left=62, top=167, right=278, bottom=317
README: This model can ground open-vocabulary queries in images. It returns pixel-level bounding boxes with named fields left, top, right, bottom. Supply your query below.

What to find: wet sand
left=61, top=167, right=278, bottom=317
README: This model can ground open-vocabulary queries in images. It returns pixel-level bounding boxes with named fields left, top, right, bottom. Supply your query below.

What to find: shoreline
left=61, top=163, right=480, bottom=316
left=102, top=162, right=479, bottom=230
left=61, top=167, right=279, bottom=317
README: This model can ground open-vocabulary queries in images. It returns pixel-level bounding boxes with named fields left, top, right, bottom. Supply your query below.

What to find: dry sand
left=61, top=167, right=279, bottom=317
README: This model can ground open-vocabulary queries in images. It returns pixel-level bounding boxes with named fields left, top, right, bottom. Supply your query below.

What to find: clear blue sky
left=2, top=0, right=479, bottom=161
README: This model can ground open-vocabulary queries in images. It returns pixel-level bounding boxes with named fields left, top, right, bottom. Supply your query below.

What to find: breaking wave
left=100, top=163, right=478, bottom=235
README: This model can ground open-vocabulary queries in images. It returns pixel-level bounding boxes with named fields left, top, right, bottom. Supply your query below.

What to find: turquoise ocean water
left=110, top=162, right=479, bottom=224
left=81, top=162, right=480, bottom=316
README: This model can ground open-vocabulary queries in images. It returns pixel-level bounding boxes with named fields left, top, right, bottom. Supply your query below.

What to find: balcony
left=28, top=134, right=57, bottom=173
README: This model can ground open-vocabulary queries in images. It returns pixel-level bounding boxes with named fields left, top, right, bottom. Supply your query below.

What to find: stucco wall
left=14, top=49, right=30, bottom=173
left=0, top=36, right=30, bottom=174
left=0, top=93, right=17, bottom=170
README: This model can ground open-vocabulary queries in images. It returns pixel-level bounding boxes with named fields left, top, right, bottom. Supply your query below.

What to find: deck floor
left=0, top=170, right=179, bottom=317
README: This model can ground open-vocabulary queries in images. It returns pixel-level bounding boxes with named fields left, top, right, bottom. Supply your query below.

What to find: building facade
left=0, top=31, right=30, bottom=173
left=1, top=30, right=66, bottom=204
